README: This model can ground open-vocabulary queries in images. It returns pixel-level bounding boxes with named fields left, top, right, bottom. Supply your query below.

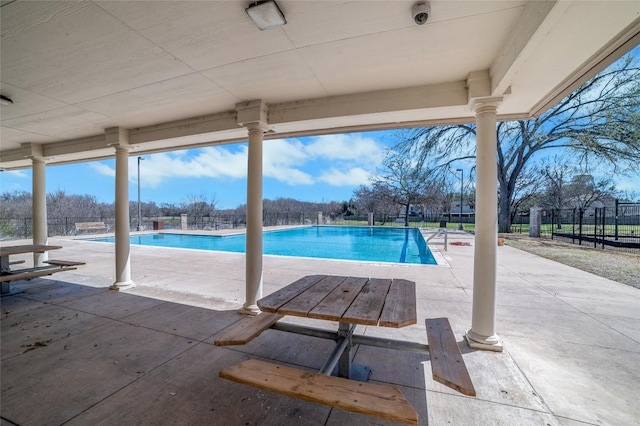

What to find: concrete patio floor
left=1, top=230, right=638, bottom=425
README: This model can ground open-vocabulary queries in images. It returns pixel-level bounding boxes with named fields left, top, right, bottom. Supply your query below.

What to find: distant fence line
left=0, top=211, right=470, bottom=240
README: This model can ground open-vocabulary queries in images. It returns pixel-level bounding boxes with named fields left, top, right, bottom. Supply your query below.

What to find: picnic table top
left=0, top=244, right=62, bottom=257
left=257, top=275, right=417, bottom=328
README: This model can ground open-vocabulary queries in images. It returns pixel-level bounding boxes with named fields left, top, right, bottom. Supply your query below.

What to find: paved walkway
left=1, top=230, right=638, bottom=425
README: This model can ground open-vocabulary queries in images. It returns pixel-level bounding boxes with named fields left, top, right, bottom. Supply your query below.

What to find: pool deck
left=1, top=229, right=638, bottom=425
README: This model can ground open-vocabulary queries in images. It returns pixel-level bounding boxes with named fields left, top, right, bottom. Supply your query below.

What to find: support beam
left=237, top=100, right=269, bottom=315
left=466, top=97, right=503, bottom=352
left=32, top=156, right=48, bottom=267
left=108, top=128, right=135, bottom=291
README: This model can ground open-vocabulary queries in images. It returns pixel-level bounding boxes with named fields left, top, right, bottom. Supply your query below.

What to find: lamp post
left=137, top=156, right=144, bottom=231
left=456, top=168, right=464, bottom=230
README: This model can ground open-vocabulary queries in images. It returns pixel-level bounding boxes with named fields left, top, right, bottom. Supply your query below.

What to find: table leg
left=1, top=256, right=10, bottom=294
left=337, top=322, right=371, bottom=382
left=1, top=255, right=10, bottom=274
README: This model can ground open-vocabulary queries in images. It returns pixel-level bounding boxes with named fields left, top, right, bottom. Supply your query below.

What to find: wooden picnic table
left=0, top=244, right=83, bottom=295
left=257, top=274, right=418, bottom=380
left=0, top=244, right=62, bottom=273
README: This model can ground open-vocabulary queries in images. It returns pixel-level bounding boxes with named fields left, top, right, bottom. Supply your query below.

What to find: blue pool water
left=88, top=226, right=436, bottom=265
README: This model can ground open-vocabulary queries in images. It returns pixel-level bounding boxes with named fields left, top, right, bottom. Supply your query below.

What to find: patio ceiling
left=1, top=0, right=638, bottom=170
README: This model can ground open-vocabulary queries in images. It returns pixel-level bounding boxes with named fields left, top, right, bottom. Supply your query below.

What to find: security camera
left=412, top=2, right=430, bottom=25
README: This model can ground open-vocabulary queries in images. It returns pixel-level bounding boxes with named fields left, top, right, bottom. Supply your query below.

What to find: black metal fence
left=0, top=211, right=474, bottom=240
left=0, top=213, right=322, bottom=240
left=538, top=201, right=640, bottom=253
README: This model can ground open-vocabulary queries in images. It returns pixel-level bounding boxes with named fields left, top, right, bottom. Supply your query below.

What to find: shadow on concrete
left=1, top=277, right=429, bottom=425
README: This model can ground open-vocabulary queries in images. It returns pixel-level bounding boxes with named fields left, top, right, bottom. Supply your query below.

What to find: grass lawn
left=502, top=234, right=640, bottom=289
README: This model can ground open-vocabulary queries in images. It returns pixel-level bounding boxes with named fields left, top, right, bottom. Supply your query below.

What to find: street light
left=137, top=156, right=144, bottom=231
left=456, top=168, right=464, bottom=230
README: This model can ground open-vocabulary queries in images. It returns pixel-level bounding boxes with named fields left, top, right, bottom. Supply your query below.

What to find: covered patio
left=1, top=233, right=638, bottom=425
left=1, top=1, right=639, bottom=424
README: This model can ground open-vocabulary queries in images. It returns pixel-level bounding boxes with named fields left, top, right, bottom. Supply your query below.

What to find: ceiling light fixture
left=0, top=95, right=14, bottom=106
left=246, top=0, right=286, bottom=31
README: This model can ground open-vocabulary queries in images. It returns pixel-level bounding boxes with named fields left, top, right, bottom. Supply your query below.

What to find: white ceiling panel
left=0, top=83, right=68, bottom=122
left=96, top=1, right=295, bottom=71
left=298, top=7, right=521, bottom=96
left=77, top=73, right=240, bottom=128
left=2, top=106, right=113, bottom=141
left=201, top=50, right=328, bottom=103
left=1, top=1, right=193, bottom=104
left=0, top=126, right=61, bottom=149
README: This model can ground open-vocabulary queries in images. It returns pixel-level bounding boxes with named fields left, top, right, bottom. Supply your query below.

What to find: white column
left=465, top=98, right=503, bottom=352
left=110, top=142, right=135, bottom=290
left=32, top=158, right=48, bottom=266
left=240, top=126, right=265, bottom=315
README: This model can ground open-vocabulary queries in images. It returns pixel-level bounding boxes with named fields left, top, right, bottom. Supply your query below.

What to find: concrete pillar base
left=110, top=281, right=136, bottom=291
left=238, top=305, right=261, bottom=316
left=465, top=329, right=504, bottom=352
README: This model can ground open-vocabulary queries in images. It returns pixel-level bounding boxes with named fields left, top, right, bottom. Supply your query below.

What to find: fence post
left=593, top=207, right=600, bottom=248
left=551, top=210, right=555, bottom=239
left=578, top=208, right=583, bottom=245
left=529, top=208, right=541, bottom=237
left=601, top=207, right=606, bottom=249
left=572, top=208, right=576, bottom=244
left=614, top=199, right=619, bottom=241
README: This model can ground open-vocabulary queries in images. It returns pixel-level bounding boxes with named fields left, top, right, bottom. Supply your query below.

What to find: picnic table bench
left=74, top=222, right=109, bottom=234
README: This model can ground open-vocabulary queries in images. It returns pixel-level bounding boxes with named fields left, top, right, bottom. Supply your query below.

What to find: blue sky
left=1, top=126, right=638, bottom=209
left=0, top=131, right=401, bottom=209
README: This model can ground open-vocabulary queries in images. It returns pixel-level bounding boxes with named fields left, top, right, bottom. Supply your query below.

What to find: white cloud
left=137, top=147, right=248, bottom=188
left=305, top=134, right=385, bottom=166
left=86, top=133, right=387, bottom=189
left=3, top=170, right=28, bottom=178
left=89, top=163, right=116, bottom=178
left=263, top=139, right=313, bottom=185
left=318, top=167, right=371, bottom=186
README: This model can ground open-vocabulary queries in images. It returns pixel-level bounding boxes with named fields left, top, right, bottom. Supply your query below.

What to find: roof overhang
left=1, top=1, right=639, bottom=170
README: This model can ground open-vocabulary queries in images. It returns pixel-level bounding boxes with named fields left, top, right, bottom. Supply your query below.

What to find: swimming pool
left=88, top=226, right=436, bottom=265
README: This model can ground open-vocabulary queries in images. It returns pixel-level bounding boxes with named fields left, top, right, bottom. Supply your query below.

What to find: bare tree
left=399, top=54, right=640, bottom=232
left=372, top=149, right=435, bottom=226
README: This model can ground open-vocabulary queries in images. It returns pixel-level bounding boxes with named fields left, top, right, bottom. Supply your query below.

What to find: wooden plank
left=425, top=318, right=476, bottom=397
left=45, top=259, right=86, bottom=267
left=341, top=278, right=392, bottom=325
left=379, top=279, right=417, bottom=328
left=308, top=276, right=368, bottom=321
left=0, top=245, right=62, bottom=256
left=0, top=267, right=77, bottom=283
left=214, top=313, right=283, bottom=346
left=257, top=275, right=325, bottom=313
left=277, top=275, right=346, bottom=317
left=219, top=359, right=418, bottom=425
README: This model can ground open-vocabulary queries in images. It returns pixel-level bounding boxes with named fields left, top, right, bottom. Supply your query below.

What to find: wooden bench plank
left=425, top=317, right=476, bottom=396
left=258, top=275, right=325, bottom=313
left=219, top=359, right=418, bottom=425
left=308, top=276, right=368, bottom=321
left=379, top=279, right=417, bottom=328
left=214, top=313, right=283, bottom=346
left=277, top=275, right=346, bottom=316
left=0, top=267, right=77, bottom=283
left=342, top=278, right=391, bottom=325
left=45, top=259, right=86, bottom=267
left=75, top=222, right=109, bottom=233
